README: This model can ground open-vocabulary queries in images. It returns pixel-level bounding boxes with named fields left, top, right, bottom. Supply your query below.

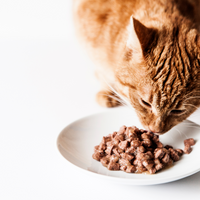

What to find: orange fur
left=74, top=0, right=200, bottom=134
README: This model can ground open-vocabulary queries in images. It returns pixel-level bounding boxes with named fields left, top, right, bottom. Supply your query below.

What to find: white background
left=0, top=1, right=200, bottom=199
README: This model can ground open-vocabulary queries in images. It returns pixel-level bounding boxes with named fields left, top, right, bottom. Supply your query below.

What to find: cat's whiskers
left=187, top=125, right=200, bottom=129
left=183, top=103, right=199, bottom=109
left=109, top=87, right=135, bottom=112
left=184, top=91, right=200, bottom=99
left=174, top=127, right=187, bottom=139
left=166, top=131, right=176, bottom=142
left=183, top=96, right=200, bottom=101
left=177, top=122, right=200, bottom=133
left=179, top=120, right=200, bottom=126
left=100, top=74, right=135, bottom=112
left=101, top=94, right=128, bottom=107
left=180, top=121, right=195, bottom=124
left=181, top=125, right=200, bottom=132
left=186, top=109, right=200, bottom=117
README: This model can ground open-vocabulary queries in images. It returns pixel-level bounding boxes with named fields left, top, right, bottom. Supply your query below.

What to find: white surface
left=188, top=109, right=200, bottom=126
left=0, top=1, right=200, bottom=199
left=57, top=108, right=200, bottom=185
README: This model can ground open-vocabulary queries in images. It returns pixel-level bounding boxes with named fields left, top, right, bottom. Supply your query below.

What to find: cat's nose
left=148, top=125, right=162, bottom=135
left=148, top=117, right=165, bottom=135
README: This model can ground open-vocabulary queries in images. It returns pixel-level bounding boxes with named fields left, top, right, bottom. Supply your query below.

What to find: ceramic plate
left=57, top=107, right=200, bottom=185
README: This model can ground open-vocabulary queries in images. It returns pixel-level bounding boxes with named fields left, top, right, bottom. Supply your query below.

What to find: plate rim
left=57, top=108, right=200, bottom=185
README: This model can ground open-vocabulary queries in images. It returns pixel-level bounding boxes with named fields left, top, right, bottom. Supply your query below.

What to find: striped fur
left=74, top=0, right=200, bottom=134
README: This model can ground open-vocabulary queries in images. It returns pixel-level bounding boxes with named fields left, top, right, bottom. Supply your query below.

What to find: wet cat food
left=184, top=138, right=195, bottom=154
left=92, top=125, right=195, bottom=174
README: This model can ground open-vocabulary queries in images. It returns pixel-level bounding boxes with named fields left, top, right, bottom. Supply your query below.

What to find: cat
left=73, top=0, right=200, bottom=135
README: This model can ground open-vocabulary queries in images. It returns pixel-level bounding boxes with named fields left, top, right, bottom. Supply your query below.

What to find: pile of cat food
left=92, top=125, right=195, bottom=174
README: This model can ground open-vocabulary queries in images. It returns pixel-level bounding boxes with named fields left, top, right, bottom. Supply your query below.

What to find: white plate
left=57, top=107, right=200, bottom=185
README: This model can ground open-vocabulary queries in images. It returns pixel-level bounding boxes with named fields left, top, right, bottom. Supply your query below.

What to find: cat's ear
left=127, top=16, right=156, bottom=57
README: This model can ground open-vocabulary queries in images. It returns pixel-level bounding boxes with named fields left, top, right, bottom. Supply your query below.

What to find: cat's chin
left=143, top=128, right=166, bottom=135
left=153, top=132, right=165, bottom=136
left=142, top=126, right=165, bottom=135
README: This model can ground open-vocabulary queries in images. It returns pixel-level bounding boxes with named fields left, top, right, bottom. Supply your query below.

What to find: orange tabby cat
left=73, top=0, right=200, bottom=134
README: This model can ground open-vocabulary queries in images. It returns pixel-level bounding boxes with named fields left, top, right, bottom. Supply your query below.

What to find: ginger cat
left=73, top=0, right=200, bottom=134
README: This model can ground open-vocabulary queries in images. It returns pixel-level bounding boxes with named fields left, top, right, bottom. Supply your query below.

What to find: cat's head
left=115, top=17, right=200, bottom=135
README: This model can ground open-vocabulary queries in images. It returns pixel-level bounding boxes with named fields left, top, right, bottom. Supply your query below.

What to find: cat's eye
left=170, top=109, right=186, bottom=115
left=141, top=99, right=151, bottom=108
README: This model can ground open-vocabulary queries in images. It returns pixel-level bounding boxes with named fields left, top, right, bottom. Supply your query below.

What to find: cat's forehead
left=146, top=35, right=196, bottom=105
